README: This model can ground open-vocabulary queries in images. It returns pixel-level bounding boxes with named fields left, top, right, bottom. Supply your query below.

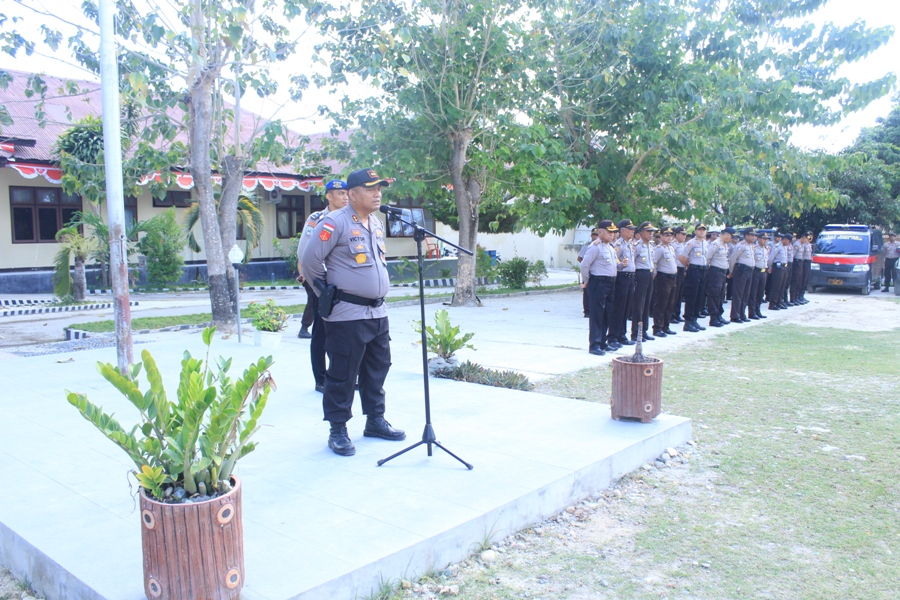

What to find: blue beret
left=325, top=180, right=347, bottom=190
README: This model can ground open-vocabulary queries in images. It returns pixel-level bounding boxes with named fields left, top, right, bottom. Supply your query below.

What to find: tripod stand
left=377, top=209, right=474, bottom=470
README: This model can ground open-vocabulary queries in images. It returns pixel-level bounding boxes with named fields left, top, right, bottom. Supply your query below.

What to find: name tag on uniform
left=695, top=249, right=701, bottom=257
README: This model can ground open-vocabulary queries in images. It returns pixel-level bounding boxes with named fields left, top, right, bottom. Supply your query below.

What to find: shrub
left=413, top=308, right=475, bottom=359
left=433, top=360, right=533, bottom=391
left=246, top=299, right=289, bottom=332
left=497, top=256, right=529, bottom=289
left=139, top=208, right=186, bottom=285
left=273, top=234, right=302, bottom=277
left=528, top=259, right=548, bottom=285
left=439, top=267, right=454, bottom=278
left=475, top=245, right=495, bottom=278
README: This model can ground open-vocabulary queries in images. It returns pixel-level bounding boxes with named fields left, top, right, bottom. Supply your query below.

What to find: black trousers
left=322, top=317, right=391, bottom=424
left=783, top=263, right=792, bottom=304
left=730, top=263, right=753, bottom=320
left=801, top=259, right=812, bottom=297
left=303, top=281, right=327, bottom=386
left=769, top=267, right=787, bottom=307
left=705, top=267, right=728, bottom=319
left=885, top=258, right=898, bottom=288
left=672, top=267, right=686, bottom=320
left=588, top=275, right=616, bottom=348
left=610, top=272, right=635, bottom=340
left=301, top=282, right=316, bottom=328
left=582, top=287, right=590, bottom=316
left=631, top=270, right=654, bottom=339
left=652, top=273, right=677, bottom=332
left=790, top=260, right=804, bottom=302
left=748, top=268, right=767, bottom=316
left=682, top=266, right=708, bottom=322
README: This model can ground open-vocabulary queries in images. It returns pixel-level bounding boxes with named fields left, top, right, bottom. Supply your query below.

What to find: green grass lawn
left=440, top=323, right=900, bottom=599
left=68, top=303, right=308, bottom=333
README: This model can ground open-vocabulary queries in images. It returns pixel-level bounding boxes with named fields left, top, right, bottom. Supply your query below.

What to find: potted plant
left=413, top=308, right=476, bottom=373
left=66, top=327, right=275, bottom=600
left=247, top=299, right=289, bottom=348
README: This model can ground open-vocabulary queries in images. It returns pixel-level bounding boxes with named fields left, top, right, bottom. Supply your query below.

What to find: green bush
left=528, top=259, right=548, bottom=285
left=273, top=234, right=301, bottom=277
left=139, top=208, right=186, bottom=286
left=433, top=360, right=533, bottom=391
left=497, top=256, right=529, bottom=289
left=413, top=308, right=475, bottom=359
left=246, top=299, right=288, bottom=332
left=475, top=245, right=495, bottom=278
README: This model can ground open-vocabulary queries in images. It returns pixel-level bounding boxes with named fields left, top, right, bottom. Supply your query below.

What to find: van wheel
left=861, top=275, right=871, bottom=296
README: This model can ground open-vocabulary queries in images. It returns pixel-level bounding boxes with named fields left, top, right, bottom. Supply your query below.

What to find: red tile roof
left=0, top=68, right=347, bottom=176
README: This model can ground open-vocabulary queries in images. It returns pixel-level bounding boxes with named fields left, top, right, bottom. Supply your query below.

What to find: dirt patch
left=0, top=566, right=42, bottom=600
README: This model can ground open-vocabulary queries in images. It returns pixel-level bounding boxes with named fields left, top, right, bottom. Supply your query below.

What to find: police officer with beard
left=301, top=168, right=406, bottom=456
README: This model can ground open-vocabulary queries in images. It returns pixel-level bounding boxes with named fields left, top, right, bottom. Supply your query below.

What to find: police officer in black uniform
left=301, top=168, right=406, bottom=456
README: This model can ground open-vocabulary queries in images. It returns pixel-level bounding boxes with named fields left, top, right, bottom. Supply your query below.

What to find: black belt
left=590, top=274, right=616, bottom=280
left=336, top=290, right=385, bottom=307
left=735, top=263, right=753, bottom=270
left=617, top=272, right=635, bottom=277
left=710, top=266, right=727, bottom=272
left=656, top=272, right=676, bottom=278
left=689, top=265, right=708, bottom=270
left=773, top=262, right=784, bottom=268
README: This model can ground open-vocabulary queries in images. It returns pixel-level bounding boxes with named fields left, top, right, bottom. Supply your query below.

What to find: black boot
left=328, top=423, right=356, bottom=456
left=298, top=326, right=312, bottom=339
left=363, top=416, right=407, bottom=441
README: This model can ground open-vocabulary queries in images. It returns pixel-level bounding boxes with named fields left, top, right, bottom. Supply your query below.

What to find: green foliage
left=53, top=225, right=99, bottom=302
left=66, top=327, right=275, bottom=501
left=527, top=260, right=548, bottom=285
left=497, top=257, right=530, bottom=289
left=139, top=209, right=186, bottom=286
left=393, top=256, right=420, bottom=282
left=475, top=245, right=496, bottom=279
left=439, top=267, right=453, bottom=278
left=184, top=193, right=265, bottom=262
left=246, top=299, right=288, bottom=333
left=273, top=233, right=302, bottom=277
left=413, top=309, right=476, bottom=360
left=433, top=360, right=533, bottom=391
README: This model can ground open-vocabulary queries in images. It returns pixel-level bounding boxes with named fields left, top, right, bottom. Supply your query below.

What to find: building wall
left=433, top=223, right=583, bottom=270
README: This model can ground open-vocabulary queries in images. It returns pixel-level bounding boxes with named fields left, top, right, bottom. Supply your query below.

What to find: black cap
left=773, top=231, right=782, bottom=237
left=617, top=219, right=637, bottom=230
left=598, top=219, right=619, bottom=232
left=636, top=221, right=657, bottom=232
left=660, top=226, right=675, bottom=235
left=693, top=222, right=708, bottom=231
left=743, top=228, right=757, bottom=236
left=757, top=231, right=769, bottom=239
left=722, top=227, right=736, bottom=235
left=781, top=232, right=793, bottom=241
left=346, top=168, right=390, bottom=189
left=673, top=226, right=686, bottom=234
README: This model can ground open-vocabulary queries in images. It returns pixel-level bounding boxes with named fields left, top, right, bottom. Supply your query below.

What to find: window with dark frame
left=276, top=194, right=312, bottom=239
left=386, top=197, right=434, bottom=238
left=153, top=190, right=193, bottom=208
left=10, top=186, right=83, bottom=243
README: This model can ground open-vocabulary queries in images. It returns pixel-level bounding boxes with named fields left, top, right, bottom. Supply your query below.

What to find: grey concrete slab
left=0, top=290, right=694, bottom=600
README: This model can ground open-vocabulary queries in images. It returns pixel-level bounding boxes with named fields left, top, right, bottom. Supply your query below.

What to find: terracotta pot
left=610, top=357, right=663, bottom=422
left=139, top=477, right=244, bottom=600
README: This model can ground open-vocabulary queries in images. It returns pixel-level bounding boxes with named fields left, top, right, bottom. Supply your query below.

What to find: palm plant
left=184, top=192, right=264, bottom=263
left=68, top=210, right=150, bottom=286
left=54, top=226, right=101, bottom=302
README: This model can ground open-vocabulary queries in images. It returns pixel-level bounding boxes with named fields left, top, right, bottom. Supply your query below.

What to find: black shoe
left=709, top=319, right=723, bottom=327
left=606, top=342, right=621, bottom=351
left=653, top=330, right=667, bottom=338
left=693, top=321, right=706, bottom=331
left=589, top=346, right=606, bottom=356
left=363, top=416, right=407, bottom=441
left=699, top=310, right=709, bottom=317
left=617, top=337, right=636, bottom=346
left=298, top=327, right=312, bottom=339
left=584, top=313, right=590, bottom=318
left=757, top=313, right=768, bottom=318
left=315, top=383, right=325, bottom=393
left=643, top=333, right=655, bottom=341
left=683, top=322, right=699, bottom=332
left=882, top=288, right=890, bottom=293
left=328, top=424, right=356, bottom=456
left=748, top=314, right=760, bottom=320
left=768, top=305, right=780, bottom=310
left=671, top=317, right=683, bottom=323
left=663, top=329, right=677, bottom=335
left=719, top=318, right=731, bottom=325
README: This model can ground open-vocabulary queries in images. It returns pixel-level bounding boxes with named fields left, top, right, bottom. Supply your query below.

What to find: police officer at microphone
left=301, top=168, right=406, bottom=456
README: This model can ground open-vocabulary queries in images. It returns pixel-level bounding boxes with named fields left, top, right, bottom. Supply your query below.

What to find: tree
left=321, top=0, right=575, bottom=305
left=515, top=0, right=895, bottom=233
left=3, top=0, right=328, bottom=331
left=54, top=226, right=100, bottom=302
left=184, top=191, right=265, bottom=264
left=139, top=209, right=187, bottom=286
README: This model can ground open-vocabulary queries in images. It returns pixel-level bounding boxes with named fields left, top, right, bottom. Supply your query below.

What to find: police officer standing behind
left=301, top=168, right=406, bottom=456
left=581, top=220, right=620, bottom=355
left=652, top=227, right=679, bottom=337
left=631, top=222, right=657, bottom=341
left=705, top=227, right=735, bottom=327
left=884, top=233, right=898, bottom=292
left=679, top=223, right=708, bottom=332
left=768, top=232, right=792, bottom=310
left=610, top=219, right=637, bottom=346
left=748, top=231, right=769, bottom=319
left=297, top=179, right=349, bottom=392
left=728, top=228, right=757, bottom=323
left=671, top=226, right=687, bottom=324
left=577, top=229, right=599, bottom=317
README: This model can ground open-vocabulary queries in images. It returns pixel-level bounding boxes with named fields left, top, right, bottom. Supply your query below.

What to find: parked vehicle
left=809, top=224, right=884, bottom=295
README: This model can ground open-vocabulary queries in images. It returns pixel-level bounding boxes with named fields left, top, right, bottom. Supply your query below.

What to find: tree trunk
left=100, top=258, right=108, bottom=288
left=219, top=154, right=242, bottom=315
left=448, top=128, right=481, bottom=307
left=73, top=256, right=86, bottom=302
left=188, top=0, right=233, bottom=333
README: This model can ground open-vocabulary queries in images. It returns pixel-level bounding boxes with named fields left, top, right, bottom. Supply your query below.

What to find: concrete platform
left=0, top=293, right=690, bottom=600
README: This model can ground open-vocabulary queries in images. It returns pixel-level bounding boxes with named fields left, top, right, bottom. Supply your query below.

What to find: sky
left=3, top=0, right=899, bottom=153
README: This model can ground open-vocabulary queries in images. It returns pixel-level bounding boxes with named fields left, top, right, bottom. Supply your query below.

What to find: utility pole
left=98, top=0, right=133, bottom=370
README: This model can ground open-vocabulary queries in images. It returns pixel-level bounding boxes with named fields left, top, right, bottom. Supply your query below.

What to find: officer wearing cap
left=610, top=219, right=637, bottom=346
left=671, top=226, right=687, bottom=324
left=301, top=168, right=406, bottom=456
left=789, top=232, right=805, bottom=305
left=883, top=233, right=898, bottom=291
left=765, top=231, right=781, bottom=303
left=631, top=222, right=657, bottom=341
left=796, top=231, right=812, bottom=303
left=651, top=227, right=679, bottom=337
left=767, top=232, right=792, bottom=310
left=729, top=228, right=757, bottom=323
left=581, top=220, right=620, bottom=355
left=578, top=229, right=599, bottom=317
left=705, top=227, right=734, bottom=326
left=296, top=179, right=349, bottom=389
left=679, top=223, right=709, bottom=332
left=748, top=230, right=770, bottom=319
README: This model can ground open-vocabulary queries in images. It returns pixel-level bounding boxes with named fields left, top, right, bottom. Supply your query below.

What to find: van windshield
left=815, top=232, right=868, bottom=255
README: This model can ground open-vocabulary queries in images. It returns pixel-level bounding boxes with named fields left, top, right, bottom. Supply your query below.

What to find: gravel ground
left=0, top=566, right=41, bottom=600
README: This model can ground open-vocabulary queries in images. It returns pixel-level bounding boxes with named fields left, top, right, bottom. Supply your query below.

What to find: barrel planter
left=610, top=357, right=663, bottom=422
left=139, top=477, right=244, bottom=600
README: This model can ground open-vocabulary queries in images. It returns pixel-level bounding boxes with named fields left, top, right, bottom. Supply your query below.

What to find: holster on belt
left=313, top=279, right=338, bottom=318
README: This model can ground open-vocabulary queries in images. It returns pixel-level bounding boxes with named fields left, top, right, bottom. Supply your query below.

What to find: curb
left=392, top=276, right=497, bottom=288
left=64, top=312, right=307, bottom=341
left=2, top=301, right=139, bottom=318
left=1, top=299, right=53, bottom=306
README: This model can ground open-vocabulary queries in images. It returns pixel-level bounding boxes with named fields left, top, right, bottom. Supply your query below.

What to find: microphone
left=379, top=205, right=405, bottom=216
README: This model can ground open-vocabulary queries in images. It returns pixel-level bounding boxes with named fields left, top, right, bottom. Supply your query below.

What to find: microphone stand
left=377, top=210, right=474, bottom=470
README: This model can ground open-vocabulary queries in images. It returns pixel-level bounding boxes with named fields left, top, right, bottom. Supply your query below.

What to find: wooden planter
left=610, top=357, right=663, bottom=422
left=140, top=477, right=244, bottom=600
